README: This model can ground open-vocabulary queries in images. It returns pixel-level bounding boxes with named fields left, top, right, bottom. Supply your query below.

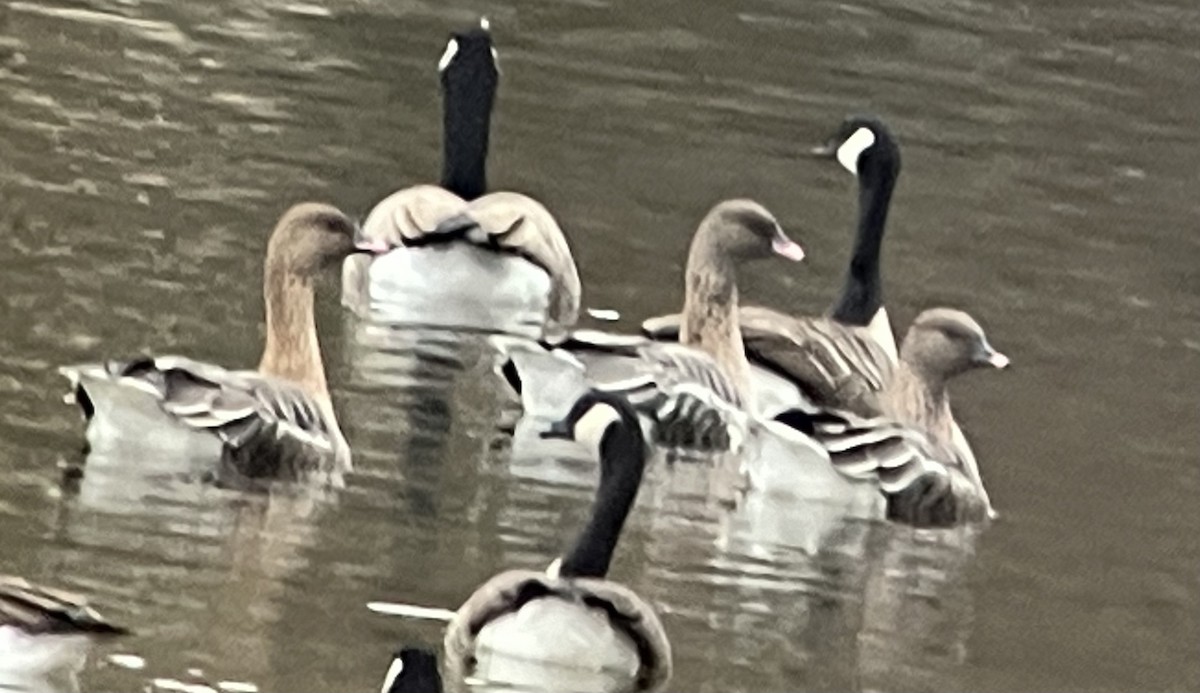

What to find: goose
left=736, top=308, right=1009, bottom=526
left=60, top=203, right=380, bottom=488
left=381, top=646, right=443, bottom=693
left=642, top=115, right=903, bottom=386
left=343, top=19, right=580, bottom=338
left=493, top=199, right=808, bottom=453
left=444, top=390, right=671, bottom=693
left=0, top=576, right=129, bottom=683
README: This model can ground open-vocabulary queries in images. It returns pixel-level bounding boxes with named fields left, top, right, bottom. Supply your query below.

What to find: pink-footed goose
left=493, top=199, right=808, bottom=453
left=60, top=203, right=381, bottom=487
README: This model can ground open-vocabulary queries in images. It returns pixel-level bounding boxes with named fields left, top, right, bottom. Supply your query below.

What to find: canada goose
left=343, top=19, right=580, bottom=337
left=811, top=115, right=902, bottom=358
left=381, top=646, right=443, bottom=693
left=641, top=115, right=903, bottom=390
left=494, top=199, right=809, bottom=453
left=60, top=203, right=380, bottom=487
left=444, top=390, right=671, bottom=693
left=0, top=576, right=129, bottom=681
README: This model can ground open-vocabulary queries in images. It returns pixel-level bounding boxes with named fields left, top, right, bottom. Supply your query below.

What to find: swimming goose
left=642, top=115, right=903, bottom=388
left=741, top=308, right=1008, bottom=526
left=494, top=199, right=807, bottom=452
left=343, top=19, right=580, bottom=337
left=381, top=646, right=443, bottom=693
left=60, top=203, right=379, bottom=487
left=0, top=576, right=129, bottom=680
left=444, top=390, right=671, bottom=693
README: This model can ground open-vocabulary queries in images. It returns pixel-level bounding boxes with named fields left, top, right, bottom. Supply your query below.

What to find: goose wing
left=558, top=330, right=749, bottom=451
left=462, top=192, right=581, bottom=330
left=0, top=576, right=128, bottom=635
left=61, top=356, right=340, bottom=478
left=810, top=415, right=991, bottom=527
left=359, top=185, right=468, bottom=247
left=642, top=307, right=893, bottom=417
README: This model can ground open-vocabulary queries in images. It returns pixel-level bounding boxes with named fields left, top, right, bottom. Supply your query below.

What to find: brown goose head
left=692, top=199, right=805, bottom=265
left=266, top=203, right=374, bottom=279
left=900, top=308, right=1009, bottom=381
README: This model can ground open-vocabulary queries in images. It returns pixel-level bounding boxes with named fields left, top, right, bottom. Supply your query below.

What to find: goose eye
left=438, top=39, right=459, bottom=72
left=836, top=127, right=877, bottom=175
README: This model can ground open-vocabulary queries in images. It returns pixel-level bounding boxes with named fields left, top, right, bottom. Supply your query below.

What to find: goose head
left=438, top=17, right=499, bottom=82
left=812, top=115, right=901, bottom=181
left=901, top=308, right=1009, bottom=381
left=541, top=389, right=646, bottom=464
left=267, top=203, right=375, bottom=279
left=381, top=646, right=442, bottom=693
left=693, top=199, right=805, bottom=264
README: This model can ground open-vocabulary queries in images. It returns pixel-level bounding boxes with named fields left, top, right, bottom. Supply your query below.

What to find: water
left=1, top=0, right=1197, bottom=691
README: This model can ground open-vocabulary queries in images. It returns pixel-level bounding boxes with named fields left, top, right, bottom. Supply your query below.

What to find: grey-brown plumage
left=60, top=203, right=378, bottom=486
left=645, top=307, right=1008, bottom=526
left=0, top=577, right=128, bottom=637
left=496, top=199, right=806, bottom=452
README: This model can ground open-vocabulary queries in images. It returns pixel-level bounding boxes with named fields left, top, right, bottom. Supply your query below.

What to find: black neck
left=440, top=70, right=494, bottom=201
left=558, top=423, right=646, bottom=579
left=830, top=157, right=897, bottom=326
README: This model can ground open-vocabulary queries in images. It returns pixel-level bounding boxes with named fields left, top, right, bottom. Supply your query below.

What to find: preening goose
left=0, top=576, right=129, bottom=680
left=343, top=19, right=580, bottom=337
left=444, top=391, right=671, bottom=693
left=60, top=203, right=379, bottom=487
left=494, top=199, right=808, bottom=452
left=381, top=646, right=443, bottom=693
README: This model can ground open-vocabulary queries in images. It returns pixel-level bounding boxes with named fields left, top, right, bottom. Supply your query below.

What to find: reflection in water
left=0, top=0, right=1197, bottom=692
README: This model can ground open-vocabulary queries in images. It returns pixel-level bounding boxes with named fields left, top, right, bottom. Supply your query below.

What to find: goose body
left=61, top=204, right=377, bottom=487
left=496, top=199, right=809, bottom=453
left=0, top=576, right=128, bottom=682
left=344, top=20, right=581, bottom=337
left=445, top=392, right=671, bottom=692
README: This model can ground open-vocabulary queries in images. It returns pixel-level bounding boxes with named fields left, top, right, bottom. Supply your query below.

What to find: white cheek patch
left=437, top=39, right=459, bottom=72
left=836, top=127, right=877, bottom=175
left=380, top=656, right=404, bottom=693
left=573, top=403, right=622, bottom=458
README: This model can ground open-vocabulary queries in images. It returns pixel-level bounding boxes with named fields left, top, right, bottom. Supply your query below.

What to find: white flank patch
left=216, top=683, right=259, bottom=693
left=437, top=38, right=459, bottom=72
left=836, top=127, right=877, bottom=175
left=867, top=307, right=898, bottom=364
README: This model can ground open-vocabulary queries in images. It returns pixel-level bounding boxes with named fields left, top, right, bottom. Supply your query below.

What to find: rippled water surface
left=1, top=0, right=1197, bottom=691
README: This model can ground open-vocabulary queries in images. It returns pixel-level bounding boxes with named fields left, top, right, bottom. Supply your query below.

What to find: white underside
left=343, top=245, right=552, bottom=337
left=473, top=598, right=640, bottom=693
left=76, top=374, right=223, bottom=464
left=0, top=626, right=91, bottom=681
left=71, top=375, right=222, bottom=513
